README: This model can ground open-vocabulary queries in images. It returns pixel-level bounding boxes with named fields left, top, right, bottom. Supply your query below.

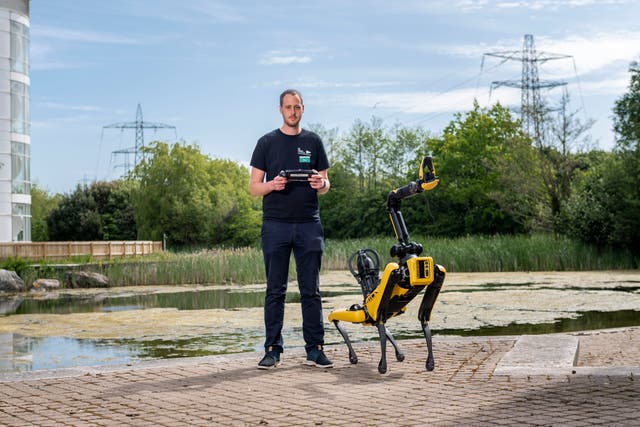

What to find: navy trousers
left=261, top=219, right=325, bottom=353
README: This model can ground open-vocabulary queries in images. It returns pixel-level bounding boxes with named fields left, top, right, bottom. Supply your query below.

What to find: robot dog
left=328, top=156, right=446, bottom=374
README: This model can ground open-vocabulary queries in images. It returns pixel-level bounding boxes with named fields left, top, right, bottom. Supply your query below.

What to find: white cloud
left=30, top=115, right=94, bottom=128
left=259, top=56, right=312, bottom=65
left=36, top=102, right=103, bottom=112
left=573, top=76, right=630, bottom=96
left=267, top=79, right=402, bottom=89
left=370, top=0, right=632, bottom=14
left=258, top=44, right=330, bottom=66
left=188, top=1, right=247, bottom=22
left=32, top=25, right=145, bottom=45
left=494, top=0, right=630, bottom=10
left=337, top=87, right=521, bottom=114
left=30, top=43, right=93, bottom=70
left=538, top=32, right=640, bottom=76
left=441, top=31, right=640, bottom=83
left=124, top=0, right=247, bottom=24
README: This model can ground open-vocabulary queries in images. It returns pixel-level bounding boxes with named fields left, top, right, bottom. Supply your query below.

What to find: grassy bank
left=13, top=234, right=639, bottom=287
left=324, top=234, right=639, bottom=272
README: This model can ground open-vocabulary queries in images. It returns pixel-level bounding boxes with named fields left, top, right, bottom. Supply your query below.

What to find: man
left=249, top=89, right=332, bottom=369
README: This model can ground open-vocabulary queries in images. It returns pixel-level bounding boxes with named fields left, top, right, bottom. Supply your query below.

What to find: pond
left=1, top=270, right=639, bottom=373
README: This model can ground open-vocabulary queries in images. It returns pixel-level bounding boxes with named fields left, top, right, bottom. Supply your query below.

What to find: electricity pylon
left=104, top=103, right=177, bottom=174
left=483, top=34, right=571, bottom=144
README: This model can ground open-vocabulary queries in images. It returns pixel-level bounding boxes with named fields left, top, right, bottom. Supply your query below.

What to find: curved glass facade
left=11, top=140, right=29, bottom=194
left=10, top=80, right=29, bottom=135
left=1, top=0, right=30, bottom=241
left=10, top=19, right=28, bottom=74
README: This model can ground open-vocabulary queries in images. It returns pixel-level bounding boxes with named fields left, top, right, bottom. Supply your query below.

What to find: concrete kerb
left=494, top=334, right=578, bottom=375
left=495, top=333, right=640, bottom=377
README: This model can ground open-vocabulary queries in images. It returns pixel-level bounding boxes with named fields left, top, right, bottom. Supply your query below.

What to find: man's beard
left=285, top=115, right=300, bottom=127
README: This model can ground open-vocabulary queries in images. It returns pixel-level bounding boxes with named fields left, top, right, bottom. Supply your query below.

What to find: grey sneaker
left=257, top=347, right=281, bottom=370
left=305, top=346, right=333, bottom=368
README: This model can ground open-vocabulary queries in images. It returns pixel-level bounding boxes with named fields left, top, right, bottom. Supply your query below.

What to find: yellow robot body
left=327, top=156, right=446, bottom=374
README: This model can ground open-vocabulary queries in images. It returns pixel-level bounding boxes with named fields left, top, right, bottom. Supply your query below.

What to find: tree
left=563, top=62, right=640, bottom=252
left=601, top=62, right=640, bottom=251
left=98, top=180, right=137, bottom=240
left=561, top=153, right=617, bottom=247
left=613, top=61, right=640, bottom=152
left=47, top=185, right=102, bottom=241
left=30, top=184, right=62, bottom=241
left=131, top=141, right=260, bottom=248
left=539, top=90, right=595, bottom=221
left=321, top=121, right=432, bottom=238
left=421, top=101, right=542, bottom=236
left=339, top=117, right=388, bottom=190
left=384, top=124, right=430, bottom=182
left=306, top=123, right=339, bottom=162
left=208, top=157, right=262, bottom=246
left=46, top=180, right=137, bottom=241
left=319, top=161, right=388, bottom=239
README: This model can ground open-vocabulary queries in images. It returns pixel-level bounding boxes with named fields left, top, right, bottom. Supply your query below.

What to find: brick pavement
left=1, top=328, right=639, bottom=426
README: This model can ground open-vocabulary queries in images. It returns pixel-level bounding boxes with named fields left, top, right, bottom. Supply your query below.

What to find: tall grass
left=325, top=233, right=638, bottom=271
left=417, top=234, right=638, bottom=272
left=17, top=234, right=638, bottom=287
left=102, top=248, right=269, bottom=286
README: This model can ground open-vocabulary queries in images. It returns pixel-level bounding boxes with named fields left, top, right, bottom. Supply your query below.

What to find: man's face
left=280, top=94, right=304, bottom=128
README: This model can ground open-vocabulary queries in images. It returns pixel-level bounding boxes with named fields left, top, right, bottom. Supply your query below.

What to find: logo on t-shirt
left=298, top=148, right=311, bottom=163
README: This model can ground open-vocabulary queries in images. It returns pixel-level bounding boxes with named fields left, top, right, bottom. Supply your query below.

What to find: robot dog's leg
left=385, top=327, right=405, bottom=362
left=418, top=268, right=445, bottom=372
left=421, top=321, right=435, bottom=371
left=376, top=323, right=388, bottom=374
left=333, top=320, right=358, bottom=364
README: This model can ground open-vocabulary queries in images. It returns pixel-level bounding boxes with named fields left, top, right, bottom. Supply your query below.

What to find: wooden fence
left=0, top=241, right=163, bottom=261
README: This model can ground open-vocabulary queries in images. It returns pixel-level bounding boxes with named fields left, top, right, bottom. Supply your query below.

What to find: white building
left=0, top=0, right=30, bottom=242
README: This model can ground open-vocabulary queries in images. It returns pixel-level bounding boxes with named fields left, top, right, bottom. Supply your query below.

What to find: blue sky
left=29, top=0, right=640, bottom=194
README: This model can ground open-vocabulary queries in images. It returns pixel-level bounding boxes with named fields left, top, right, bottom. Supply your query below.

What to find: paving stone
left=1, top=331, right=639, bottom=426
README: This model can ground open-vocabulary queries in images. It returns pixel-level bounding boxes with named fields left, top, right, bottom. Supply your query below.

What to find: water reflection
left=412, top=309, right=640, bottom=338
left=8, top=288, right=269, bottom=315
left=3, top=308, right=639, bottom=373
left=0, top=333, right=133, bottom=372
left=6, top=288, right=356, bottom=315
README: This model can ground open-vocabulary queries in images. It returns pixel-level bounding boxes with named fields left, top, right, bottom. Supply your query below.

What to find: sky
left=28, top=0, right=640, bottom=194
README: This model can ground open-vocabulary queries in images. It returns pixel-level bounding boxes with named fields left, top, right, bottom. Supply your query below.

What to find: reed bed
left=18, top=234, right=638, bottom=287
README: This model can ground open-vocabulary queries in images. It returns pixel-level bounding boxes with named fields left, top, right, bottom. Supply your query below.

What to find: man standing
left=249, top=89, right=332, bottom=369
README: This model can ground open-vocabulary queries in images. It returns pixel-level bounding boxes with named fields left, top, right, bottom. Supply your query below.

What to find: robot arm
left=387, top=156, right=439, bottom=209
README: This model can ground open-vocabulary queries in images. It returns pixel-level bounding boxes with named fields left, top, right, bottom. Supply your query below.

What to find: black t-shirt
left=250, top=128, right=330, bottom=222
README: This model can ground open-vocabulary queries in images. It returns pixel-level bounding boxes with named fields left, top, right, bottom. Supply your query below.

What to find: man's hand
left=271, top=174, right=287, bottom=191
left=308, top=170, right=326, bottom=191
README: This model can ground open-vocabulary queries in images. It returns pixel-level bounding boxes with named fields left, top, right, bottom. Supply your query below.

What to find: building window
left=12, top=203, right=31, bottom=242
left=10, top=20, right=30, bottom=75
left=10, top=80, right=29, bottom=135
left=11, top=141, right=30, bottom=194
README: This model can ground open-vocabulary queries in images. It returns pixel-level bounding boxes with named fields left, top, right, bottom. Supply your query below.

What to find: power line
left=484, top=34, right=571, bottom=143
left=380, top=58, right=513, bottom=126
left=103, top=103, right=177, bottom=175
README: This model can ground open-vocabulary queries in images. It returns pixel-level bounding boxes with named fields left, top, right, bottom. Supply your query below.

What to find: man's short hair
left=279, top=89, right=303, bottom=106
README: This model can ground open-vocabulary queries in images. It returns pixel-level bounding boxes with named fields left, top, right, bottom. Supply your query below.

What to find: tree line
left=32, top=64, right=640, bottom=254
